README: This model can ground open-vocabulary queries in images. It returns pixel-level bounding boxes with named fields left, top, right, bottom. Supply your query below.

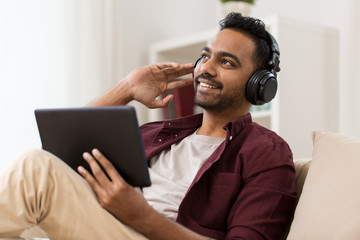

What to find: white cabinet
left=264, top=15, right=339, bottom=158
left=149, top=15, right=339, bottom=159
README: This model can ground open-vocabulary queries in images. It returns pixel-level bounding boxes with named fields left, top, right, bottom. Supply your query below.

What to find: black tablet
left=35, top=106, right=151, bottom=187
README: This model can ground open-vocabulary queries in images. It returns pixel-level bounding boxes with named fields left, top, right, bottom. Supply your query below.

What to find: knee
left=19, top=148, right=52, bottom=162
left=15, top=149, right=60, bottom=170
left=20, top=148, right=46, bottom=158
left=0, top=149, right=57, bottom=182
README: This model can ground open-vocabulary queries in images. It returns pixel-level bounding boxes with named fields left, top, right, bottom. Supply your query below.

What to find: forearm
left=87, top=78, right=133, bottom=107
left=133, top=208, right=214, bottom=240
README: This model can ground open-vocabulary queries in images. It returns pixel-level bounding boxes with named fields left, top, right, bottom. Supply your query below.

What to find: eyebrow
left=201, top=46, right=241, bottom=66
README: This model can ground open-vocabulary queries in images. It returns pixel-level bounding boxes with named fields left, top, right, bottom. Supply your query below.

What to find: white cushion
left=287, top=130, right=360, bottom=240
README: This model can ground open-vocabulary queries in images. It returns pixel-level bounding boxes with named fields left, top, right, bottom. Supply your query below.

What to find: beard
left=194, top=90, right=243, bottom=113
left=194, top=76, right=245, bottom=113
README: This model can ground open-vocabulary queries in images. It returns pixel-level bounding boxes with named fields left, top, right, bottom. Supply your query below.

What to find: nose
left=198, top=58, right=217, bottom=77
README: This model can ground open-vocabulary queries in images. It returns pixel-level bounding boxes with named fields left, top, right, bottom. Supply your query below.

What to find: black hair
left=219, top=12, right=272, bottom=70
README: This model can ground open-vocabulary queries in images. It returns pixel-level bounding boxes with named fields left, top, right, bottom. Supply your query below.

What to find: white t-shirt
left=142, top=131, right=224, bottom=220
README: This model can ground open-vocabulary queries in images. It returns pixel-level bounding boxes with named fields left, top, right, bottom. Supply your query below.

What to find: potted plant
left=220, top=0, right=255, bottom=17
left=220, top=0, right=255, bottom=3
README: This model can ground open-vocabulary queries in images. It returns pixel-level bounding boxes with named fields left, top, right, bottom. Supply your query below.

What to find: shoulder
left=241, top=122, right=291, bottom=153
left=241, top=123, right=294, bottom=179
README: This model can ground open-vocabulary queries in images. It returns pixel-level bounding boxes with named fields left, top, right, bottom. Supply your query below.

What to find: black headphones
left=193, top=31, right=280, bottom=106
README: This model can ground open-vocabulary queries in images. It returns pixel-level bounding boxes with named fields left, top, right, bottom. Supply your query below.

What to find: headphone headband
left=266, top=31, right=281, bottom=76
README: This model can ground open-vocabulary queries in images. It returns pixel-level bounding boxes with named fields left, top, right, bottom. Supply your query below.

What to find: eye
left=221, top=59, right=234, bottom=67
left=200, top=53, right=210, bottom=60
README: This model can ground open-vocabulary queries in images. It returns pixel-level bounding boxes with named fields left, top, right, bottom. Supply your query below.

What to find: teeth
left=199, top=82, right=217, bottom=89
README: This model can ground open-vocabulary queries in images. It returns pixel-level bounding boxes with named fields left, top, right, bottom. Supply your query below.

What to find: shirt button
left=229, top=136, right=233, bottom=140
left=168, top=123, right=171, bottom=126
left=174, top=134, right=178, bottom=137
left=158, top=138, right=162, bottom=142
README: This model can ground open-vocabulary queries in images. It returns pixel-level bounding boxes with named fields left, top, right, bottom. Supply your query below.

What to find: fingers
left=155, top=62, right=180, bottom=69
left=129, top=62, right=194, bottom=109
left=90, top=149, right=124, bottom=183
left=79, top=149, right=124, bottom=187
left=158, top=62, right=194, bottom=92
left=166, top=77, right=194, bottom=91
left=80, top=151, right=109, bottom=189
left=148, top=76, right=193, bottom=109
left=77, top=163, right=105, bottom=197
left=159, top=62, right=193, bottom=80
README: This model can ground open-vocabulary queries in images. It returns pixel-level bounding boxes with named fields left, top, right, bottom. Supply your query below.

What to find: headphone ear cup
left=246, top=69, right=278, bottom=105
left=246, top=70, right=261, bottom=105
left=192, top=57, right=202, bottom=79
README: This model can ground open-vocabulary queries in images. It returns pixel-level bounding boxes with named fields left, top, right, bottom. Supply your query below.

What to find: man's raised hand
left=87, top=62, right=193, bottom=108
left=123, top=62, right=193, bottom=108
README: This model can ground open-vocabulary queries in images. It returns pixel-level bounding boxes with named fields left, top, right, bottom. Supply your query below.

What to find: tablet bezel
left=35, top=106, right=151, bottom=187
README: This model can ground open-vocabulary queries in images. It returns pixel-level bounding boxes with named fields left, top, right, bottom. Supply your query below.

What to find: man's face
left=193, top=29, right=256, bottom=114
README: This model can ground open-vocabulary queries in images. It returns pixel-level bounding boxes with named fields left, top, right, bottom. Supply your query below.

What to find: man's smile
left=195, top=74, right=223, bottom=92
left=199, top=82, right=219, bottom=89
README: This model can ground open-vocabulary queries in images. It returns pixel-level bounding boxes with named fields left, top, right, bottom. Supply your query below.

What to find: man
left=0, top=13, right=297, bottom=239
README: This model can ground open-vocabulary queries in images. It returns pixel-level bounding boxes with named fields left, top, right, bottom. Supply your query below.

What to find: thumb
left=149, top=94, right=174, bottom=109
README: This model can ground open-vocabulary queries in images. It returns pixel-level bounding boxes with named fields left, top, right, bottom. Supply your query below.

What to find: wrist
left=111, top=78, right=134, bottom=105
left=130, top=205, right=159, bottom=235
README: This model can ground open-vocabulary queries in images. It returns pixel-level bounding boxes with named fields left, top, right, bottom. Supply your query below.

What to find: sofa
left=22, top=130, right=360, bottom=239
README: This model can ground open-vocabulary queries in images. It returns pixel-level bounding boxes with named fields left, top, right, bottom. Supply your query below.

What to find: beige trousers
left=0, top=149, right=148, bottom=240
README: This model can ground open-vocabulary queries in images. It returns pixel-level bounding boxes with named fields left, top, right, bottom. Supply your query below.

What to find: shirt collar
left=224, top=113, right=252, bottom=133
left=162, top=113, right=203, bottom=129
left=162, top=112, right=252, bottom=135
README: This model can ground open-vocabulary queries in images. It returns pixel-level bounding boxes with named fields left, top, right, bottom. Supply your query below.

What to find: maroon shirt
left=140, top=113, right=297, bottom=240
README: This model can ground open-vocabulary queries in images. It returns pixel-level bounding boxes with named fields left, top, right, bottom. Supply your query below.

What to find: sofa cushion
left=293, top=158, right=311, bottom=197
left=280, top=158, right=312, bottom=240
left=287, top=130, right=360, bottom=240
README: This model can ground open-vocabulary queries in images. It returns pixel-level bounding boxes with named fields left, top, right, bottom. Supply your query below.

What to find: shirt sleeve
left=226, top=142, right=297, bottom=240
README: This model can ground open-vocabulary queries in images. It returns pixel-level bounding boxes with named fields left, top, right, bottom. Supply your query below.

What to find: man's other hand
left=77, top=148, right=153, bottom=226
